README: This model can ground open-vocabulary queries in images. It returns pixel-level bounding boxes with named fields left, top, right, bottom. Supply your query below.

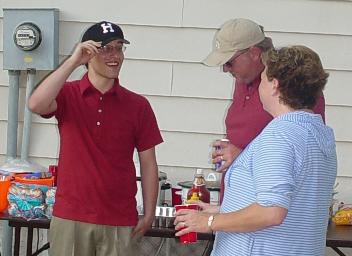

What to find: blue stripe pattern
left=212, top=112, right=337, bottom=256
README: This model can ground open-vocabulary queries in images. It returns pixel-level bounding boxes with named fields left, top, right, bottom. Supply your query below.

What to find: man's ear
left=249, top=47, right=262, bottom=61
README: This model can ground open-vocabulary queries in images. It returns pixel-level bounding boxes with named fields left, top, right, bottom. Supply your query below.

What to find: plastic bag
left=45, top=187, right=57, bottom=218
left=0, top=158, right=47, bottom=174
left=7, top=182, right=48, bottom=220
left=332, top=204, right=352, bottom=225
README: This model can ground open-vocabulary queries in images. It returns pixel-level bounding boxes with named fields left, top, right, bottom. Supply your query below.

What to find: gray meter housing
left=3, top=8, right=59, bottom=70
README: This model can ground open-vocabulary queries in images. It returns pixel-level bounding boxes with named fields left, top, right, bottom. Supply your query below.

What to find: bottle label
left=182, top=188, right=189, bottom=204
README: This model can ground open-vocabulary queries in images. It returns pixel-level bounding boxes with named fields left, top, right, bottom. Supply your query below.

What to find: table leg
left=154, top=238, right=165, bottom=256
left=32, top=242, right=50, bottom=256
left=331, top=247, right=346, bottom=256
left=203, top=240, right=213, bottom=256
left=165, top=238, right=171, bottom=256
left=14, top=227, right=21, bottom=256
left=26, top=227, right=33, bottom=256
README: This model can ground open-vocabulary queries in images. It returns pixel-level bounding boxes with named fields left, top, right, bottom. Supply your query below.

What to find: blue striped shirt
left=212, top=111, right=337, bottom=256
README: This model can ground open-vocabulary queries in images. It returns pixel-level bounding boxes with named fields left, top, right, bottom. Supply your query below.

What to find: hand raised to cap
left=69, top=40, right=102, bottom=67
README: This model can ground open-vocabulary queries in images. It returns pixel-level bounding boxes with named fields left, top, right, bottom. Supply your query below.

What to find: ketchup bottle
left=187, top=169, right=210, bottom=203
left=48, top=165, right=58, bottom=186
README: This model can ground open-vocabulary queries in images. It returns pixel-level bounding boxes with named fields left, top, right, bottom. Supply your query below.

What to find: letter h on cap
left=100, top=22, right=115, bottom=34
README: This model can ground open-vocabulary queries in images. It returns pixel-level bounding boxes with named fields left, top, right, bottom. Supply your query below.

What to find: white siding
left=0, top=0, right=184, bottom=26
left=119, top=59, right=173, bottom=96
left=325, top=70, right=352, bottom=106
left=327, top=106, right=352, bottom=142
left=172, top=62, right=233, bottom=99
left=0, top=122, right=7, bottom=154
left=147, top=96, right=229, bottom=134
left=0, top=3, right=351, bottom=247
left=182, top=0, right=352, bottom=35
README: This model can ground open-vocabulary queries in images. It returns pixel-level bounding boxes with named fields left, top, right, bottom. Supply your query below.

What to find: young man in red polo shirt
left=204, top=18, right=325, bottom=202
left=29, top=21, right=163, bottom=256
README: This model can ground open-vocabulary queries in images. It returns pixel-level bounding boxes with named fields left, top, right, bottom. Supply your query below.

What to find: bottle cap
left=196, top=169, right=203, bottom=175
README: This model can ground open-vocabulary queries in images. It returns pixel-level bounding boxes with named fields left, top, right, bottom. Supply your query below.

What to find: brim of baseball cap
left=202, top=50, right=236, bottom=67
left=102, top=37, right=130, bottom=46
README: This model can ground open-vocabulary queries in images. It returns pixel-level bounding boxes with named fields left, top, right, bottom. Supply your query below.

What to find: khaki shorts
left=49, top=216, right=141, bottom=256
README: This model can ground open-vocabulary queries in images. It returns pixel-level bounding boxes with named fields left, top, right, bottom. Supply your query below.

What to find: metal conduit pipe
left=21, top=69, right=36, bottom=160
left=6, top=70, right=20, bottom=159
left=2, top=69, right=20, bottom=256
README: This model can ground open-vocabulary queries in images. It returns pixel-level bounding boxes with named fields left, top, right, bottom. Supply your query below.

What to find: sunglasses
left=224, top=49, right=249, bottom=68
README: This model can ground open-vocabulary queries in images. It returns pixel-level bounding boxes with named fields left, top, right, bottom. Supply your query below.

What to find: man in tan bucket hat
left=202, top=18, right=326, bottom=203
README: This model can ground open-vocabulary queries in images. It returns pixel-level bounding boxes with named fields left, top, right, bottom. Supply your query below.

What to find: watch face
left=14, top=23, right=42, bottom=51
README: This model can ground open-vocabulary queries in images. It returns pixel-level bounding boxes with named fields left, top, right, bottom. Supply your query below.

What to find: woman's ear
left=271, top=78, right=280, bottom=96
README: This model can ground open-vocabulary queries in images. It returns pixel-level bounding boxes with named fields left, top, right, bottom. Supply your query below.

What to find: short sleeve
left=135, top=99, right=163, bottom=152
left=40, top=84, right=67, bottom=121
left=252, top=127, right=296, bottom=209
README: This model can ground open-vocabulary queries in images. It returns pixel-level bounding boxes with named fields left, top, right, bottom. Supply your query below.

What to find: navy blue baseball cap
left=81, top=21, right=130, bottom=46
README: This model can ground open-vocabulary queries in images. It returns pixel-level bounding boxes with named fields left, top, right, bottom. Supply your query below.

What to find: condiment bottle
left=186, top=169, right=210, bottom=203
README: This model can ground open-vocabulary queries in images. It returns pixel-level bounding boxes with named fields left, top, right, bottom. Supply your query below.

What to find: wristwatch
left=207, top=215, right=215, bottom=231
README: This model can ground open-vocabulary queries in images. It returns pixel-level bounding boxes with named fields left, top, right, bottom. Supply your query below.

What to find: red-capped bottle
left=48, top=165, right=58, bottom=186
left=187, top=169, right=210, bottom=203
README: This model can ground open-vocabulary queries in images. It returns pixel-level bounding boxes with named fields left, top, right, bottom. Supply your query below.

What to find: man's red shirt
left=44, top=74, right=163, bottom=226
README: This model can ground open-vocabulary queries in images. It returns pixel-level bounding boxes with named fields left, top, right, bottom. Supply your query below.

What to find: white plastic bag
left=0, top=158, right=47, bottom=174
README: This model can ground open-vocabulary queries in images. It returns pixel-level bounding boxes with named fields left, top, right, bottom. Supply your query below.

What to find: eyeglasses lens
left=99, top=45, right=126, bottom=55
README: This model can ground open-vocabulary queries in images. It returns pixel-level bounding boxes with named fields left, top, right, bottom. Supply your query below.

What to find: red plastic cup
left=172, top=186, right=182, bottom=206
left=175, top=204, right=199, bottom=244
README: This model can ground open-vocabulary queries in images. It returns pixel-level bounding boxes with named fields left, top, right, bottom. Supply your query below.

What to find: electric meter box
left=3, top=8, right=59, bottom=70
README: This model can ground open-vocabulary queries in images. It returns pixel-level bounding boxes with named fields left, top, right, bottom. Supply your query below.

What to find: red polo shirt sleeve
left=40, top=81, right=74, bottom=120
left=136, top=99, right=163, bottom=152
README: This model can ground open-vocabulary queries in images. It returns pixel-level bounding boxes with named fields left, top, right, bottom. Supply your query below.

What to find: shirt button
left=100, top=97, right=103, bottom=101
left=98, top=109, right=102, bottom=113
left=245, top=96, right=250, bottom=100
left=97, top=121, right=101, bottom=126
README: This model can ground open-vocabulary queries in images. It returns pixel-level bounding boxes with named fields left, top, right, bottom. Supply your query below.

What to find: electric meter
left=13, top=22, right=42, bottom=51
